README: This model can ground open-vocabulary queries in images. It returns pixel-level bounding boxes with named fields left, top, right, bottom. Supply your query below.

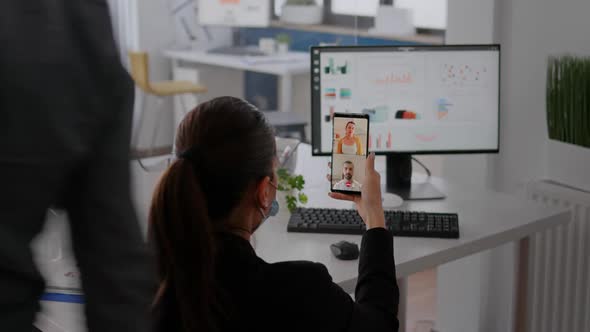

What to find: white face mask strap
left=258, top=176, right=276, bottom=221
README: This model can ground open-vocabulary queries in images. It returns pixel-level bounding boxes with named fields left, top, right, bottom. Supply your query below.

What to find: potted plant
left=275, top=33, right=291, bottom=54
left=277, top=168, right=308, bottom=213
left=546, top=55, right=590, bottom=191
left=275, top=137, right=307, bottom=213
left=280, top=0, right=323, bottom=25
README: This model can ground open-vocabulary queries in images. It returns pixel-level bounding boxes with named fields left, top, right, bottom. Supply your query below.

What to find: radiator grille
left=526, top=181, right=590, bottom=332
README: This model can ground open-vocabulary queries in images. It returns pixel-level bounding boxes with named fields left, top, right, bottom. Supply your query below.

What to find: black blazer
left=1, top=1, right=154, bottom=331
left=158, top=228, right=399, bottom=332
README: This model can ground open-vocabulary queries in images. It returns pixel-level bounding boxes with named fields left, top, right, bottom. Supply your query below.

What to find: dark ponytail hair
left=148, top=97, right=275, bottom=332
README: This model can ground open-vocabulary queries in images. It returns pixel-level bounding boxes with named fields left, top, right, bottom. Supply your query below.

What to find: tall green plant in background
left=285, top=0, right=317, bottom=5
left=547, top=55, right=590, bottom=148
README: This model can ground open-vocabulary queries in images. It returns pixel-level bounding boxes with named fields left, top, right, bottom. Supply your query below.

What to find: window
left=273, top=1, right=447, bottom=30
left=395, top=0, right=447, bottom=30
left=331, top=0, right=379, bottom=17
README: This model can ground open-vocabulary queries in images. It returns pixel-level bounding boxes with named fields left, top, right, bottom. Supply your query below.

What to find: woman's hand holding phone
left=329, top=153, right=385, bottom=230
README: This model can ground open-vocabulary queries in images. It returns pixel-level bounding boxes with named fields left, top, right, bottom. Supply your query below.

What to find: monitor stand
left=385, top=154, right=445, bottom=200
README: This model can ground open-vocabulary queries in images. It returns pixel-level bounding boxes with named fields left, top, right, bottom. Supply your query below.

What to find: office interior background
left=32, top=0, right=590, bottom=331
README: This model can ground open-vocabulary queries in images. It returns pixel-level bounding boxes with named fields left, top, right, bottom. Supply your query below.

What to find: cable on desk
left=411, top=157, right=432, bottom=177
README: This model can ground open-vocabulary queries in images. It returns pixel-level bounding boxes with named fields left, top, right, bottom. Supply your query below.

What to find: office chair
left=128, top=51, right=207, bottom=169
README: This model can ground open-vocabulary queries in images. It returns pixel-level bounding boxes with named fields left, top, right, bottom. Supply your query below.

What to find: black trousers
left=0, top=1, right=154, bottom=331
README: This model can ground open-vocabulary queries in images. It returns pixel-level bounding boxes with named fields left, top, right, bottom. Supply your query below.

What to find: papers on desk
left=241, top=53, right=308, bottom=66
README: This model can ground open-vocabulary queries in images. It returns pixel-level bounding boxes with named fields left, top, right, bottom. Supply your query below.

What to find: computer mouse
left=382, top=193, right=404, bottom=208
left=330, top=241, right=359, bottom=260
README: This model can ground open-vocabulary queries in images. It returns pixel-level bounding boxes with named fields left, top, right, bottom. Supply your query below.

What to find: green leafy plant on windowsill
left=275, top=33, right=291, bottom=45
left=277, top=168, right=308, bottom=213
left=285, top=0, right=317, bottom=5
left=547, top=55, right=590, bottom=148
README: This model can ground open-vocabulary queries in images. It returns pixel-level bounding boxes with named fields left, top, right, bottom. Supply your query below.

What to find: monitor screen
left=310, top=45, right=500, bottom=156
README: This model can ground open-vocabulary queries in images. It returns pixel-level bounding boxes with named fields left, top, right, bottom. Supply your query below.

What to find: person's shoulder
left=333, top=180, right=346, bottom=189
left=355, top=136, right=363, bottom=149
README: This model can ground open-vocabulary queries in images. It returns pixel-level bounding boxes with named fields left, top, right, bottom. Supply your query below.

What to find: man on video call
left=334, top=161, right=362, bottom=191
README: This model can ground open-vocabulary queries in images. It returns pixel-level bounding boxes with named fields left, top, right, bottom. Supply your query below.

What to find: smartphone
left=331, top=113, right=370, bottom=195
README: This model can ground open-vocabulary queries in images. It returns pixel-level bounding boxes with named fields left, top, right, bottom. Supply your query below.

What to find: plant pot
left=276, top=137, right=300, bottom=173
left=277, top=42, right=289, bottom=54
left=280, top=5, right=323, bottom=25
left=546, top=139, right=590, bottom=192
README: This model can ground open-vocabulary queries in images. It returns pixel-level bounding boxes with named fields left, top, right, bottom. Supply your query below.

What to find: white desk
left=163, top=50, right=310, bottom=113
left=35, top=144, right=570, bottom=332
left=260, top=148, right=569, bottom=284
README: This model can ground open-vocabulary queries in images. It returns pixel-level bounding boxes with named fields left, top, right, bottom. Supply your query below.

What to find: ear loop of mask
left=259, top=177, right=279, bottom=219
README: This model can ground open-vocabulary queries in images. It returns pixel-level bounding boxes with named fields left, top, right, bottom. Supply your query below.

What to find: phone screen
left=331, top=113, right=370, bottom=194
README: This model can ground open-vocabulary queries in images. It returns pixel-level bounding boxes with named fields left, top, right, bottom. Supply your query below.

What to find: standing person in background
left=0, top=1, right=155, bottom=331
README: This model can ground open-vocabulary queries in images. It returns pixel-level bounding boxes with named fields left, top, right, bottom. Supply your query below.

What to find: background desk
left=35, top=144, right=570, bottom=332
left=163, top=50, right=309, bottom=114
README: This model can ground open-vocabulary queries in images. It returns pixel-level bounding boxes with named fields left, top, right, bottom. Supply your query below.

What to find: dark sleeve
left=67, top=78, right=156, bottom=332
left=350, top=227, right=399, bottom=331
left=275, top=228, right=398, bottom=332
left=65, top=3, right=156, bottom=331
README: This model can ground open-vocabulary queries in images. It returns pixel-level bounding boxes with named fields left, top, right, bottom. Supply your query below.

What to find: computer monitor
left=198, top=0, right=270, bottom=27
left=310, top=45, right=500, bottom=199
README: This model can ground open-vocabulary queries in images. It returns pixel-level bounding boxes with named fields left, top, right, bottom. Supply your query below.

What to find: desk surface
left=163, top=49, right=310, bottom=76
left=253, top=144, right=570, bottom=292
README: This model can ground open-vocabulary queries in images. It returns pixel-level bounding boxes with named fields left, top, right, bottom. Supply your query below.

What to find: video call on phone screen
left=331, top=115, right=369, bottom=193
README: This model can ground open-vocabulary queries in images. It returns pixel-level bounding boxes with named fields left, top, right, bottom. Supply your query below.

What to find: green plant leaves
left=285, top=0, right=317, bottom=5
left=277, top=168, right=290, bottom=179
left=298, top=193, right=308, bottom=204
left=277, top=167, right=307, bottom=213
left=288, top=175, right=305, bottom=191
left=285, top=195, right=297, bottom=213
left=276, top=33, right=291, bottom=44
left=546, top=55, right=590, bottom=148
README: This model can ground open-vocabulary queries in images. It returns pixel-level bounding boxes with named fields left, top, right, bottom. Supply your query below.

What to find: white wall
left=436, top=2, right=497, bottom=331
left=439, top=0, right=590, bottom=332
left=442, top=0, right=495, bottom=189
left=490, top=0, right=590, bottom=194
left=484, top=1, right=590, bottom=331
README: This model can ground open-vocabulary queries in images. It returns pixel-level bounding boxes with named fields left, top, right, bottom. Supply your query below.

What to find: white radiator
left=526, top=180, right=590, bottom=332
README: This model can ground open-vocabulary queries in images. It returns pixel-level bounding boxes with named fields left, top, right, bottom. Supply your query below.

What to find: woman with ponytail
left=149, top=96, right=399, bottom=332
